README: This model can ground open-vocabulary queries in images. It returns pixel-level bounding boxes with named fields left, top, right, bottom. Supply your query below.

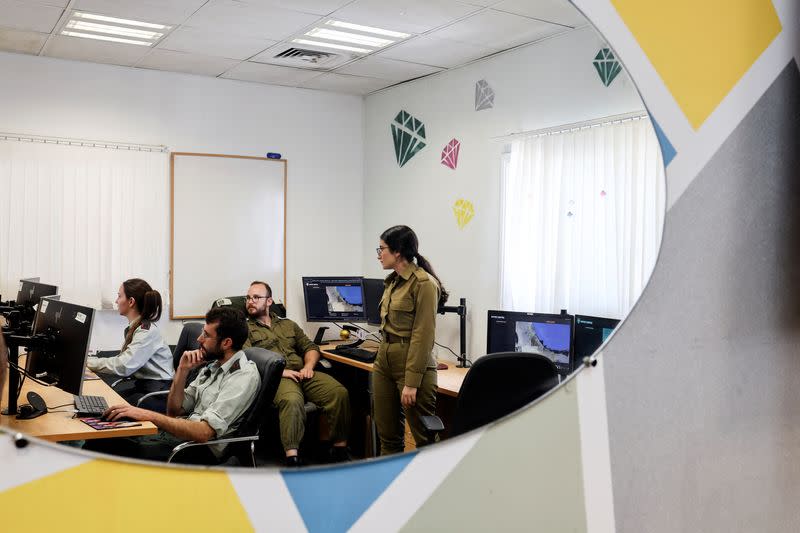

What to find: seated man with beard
left=243, top=280, right=351, bottom=466
left=85, top=307, right=260, bottom=464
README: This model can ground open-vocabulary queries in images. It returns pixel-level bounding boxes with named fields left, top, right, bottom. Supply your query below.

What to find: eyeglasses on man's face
left=376, top=246, right=389, bottom=255
left=245, top=295, right=269, bottom=302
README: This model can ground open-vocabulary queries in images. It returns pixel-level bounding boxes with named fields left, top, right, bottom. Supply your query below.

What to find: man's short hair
left=205, top=307, right=248, bottom=351
left=250, top=280, right=272, bottom=298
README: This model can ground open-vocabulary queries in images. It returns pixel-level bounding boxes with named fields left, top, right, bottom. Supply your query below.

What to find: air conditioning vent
left=274, top=47, right=338, bottom=65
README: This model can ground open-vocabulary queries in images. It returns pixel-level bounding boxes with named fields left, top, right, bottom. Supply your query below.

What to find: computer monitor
left=16, top=279, right=58, bottom=308
left=363, top=278, right=384, bottom=326
left=486, top=310, right=574, bottom=376
left=26, top=297, right=94, bottom=395
left=573, top=314, right=620, bottom=367
left=302, top=277, right=366, bottom=322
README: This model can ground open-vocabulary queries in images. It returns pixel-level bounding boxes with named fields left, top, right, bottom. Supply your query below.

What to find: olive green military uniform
left=373, top=263, right=439, bottom=455
left=244, top=313, right=350, bottom=452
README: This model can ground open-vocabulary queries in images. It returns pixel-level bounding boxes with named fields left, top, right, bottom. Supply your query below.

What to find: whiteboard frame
left=169, top=152, right=287, bottom=319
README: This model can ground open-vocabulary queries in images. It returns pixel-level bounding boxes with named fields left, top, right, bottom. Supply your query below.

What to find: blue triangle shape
left=282, top=452, right=417, bottom=533
left=650, top=115, right=676, bottom=166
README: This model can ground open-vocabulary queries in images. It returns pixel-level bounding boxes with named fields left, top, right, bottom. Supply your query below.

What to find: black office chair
left=422, top=352, right=560, bottom=439
left=167, top=347, right=286, bottom=466
left=212, top=296, right=286, bottom=318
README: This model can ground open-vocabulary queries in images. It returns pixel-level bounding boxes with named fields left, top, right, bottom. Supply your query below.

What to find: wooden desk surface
left=1, top=368, right=158, bottom=442
left=320, top=342, right=468, bottom=397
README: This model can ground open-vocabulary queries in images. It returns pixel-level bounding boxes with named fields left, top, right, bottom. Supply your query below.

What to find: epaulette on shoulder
left=230, top=359, right=241, bottom=373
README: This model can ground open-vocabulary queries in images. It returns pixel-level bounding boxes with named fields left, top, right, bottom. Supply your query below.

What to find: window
left=499, top=116, right=665, bottom=318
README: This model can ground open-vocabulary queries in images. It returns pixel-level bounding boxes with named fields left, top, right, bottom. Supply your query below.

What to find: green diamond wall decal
left=391, top=110, right=426, bottom=167
left=593, top=47, right=622, bottom=87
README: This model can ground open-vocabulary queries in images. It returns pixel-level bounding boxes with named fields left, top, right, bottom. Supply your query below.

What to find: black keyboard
left=74, top=395, right=109, bottom=416
left=332, top=346, right=377, bottom=363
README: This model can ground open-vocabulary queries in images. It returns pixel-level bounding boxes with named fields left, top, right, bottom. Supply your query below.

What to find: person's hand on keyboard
left=103, top=404, right=152, bottom=423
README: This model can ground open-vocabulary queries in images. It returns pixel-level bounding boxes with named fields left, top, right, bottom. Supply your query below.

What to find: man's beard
left=247, top=304, right=267, bottom=319
left=202, top=342, right=225, bottom=361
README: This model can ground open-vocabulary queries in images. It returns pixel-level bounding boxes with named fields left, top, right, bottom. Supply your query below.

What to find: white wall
left=362, top=26, right=645, bottom=362
left=0, top=51, right=364, bottom=350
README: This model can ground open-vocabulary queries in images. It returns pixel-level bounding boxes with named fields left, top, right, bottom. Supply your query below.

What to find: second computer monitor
left=27, top=296, right=94, bottom=395
left=302, top=277, right=366, bottom=322
left=362, top=278, right=384, bottom=326
left=573, top=314, right=620, bottom=365
left=487, top=310, right=574, bottom=375
left=16, top=279, right=58, bottom=308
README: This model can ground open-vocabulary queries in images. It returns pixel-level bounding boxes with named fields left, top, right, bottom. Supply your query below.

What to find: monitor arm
left=438, top=297, right=469, bottom=368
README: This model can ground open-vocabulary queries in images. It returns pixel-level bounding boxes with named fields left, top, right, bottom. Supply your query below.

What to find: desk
left=320, top=342, right=468, bottom=396
left=320, top=342, right=468, bottom=454
left=0, top=368, right=158, bottom=442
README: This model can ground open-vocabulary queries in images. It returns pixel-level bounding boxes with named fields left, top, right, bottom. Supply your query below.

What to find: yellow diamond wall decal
left=453, top=199, right=475, bottom=229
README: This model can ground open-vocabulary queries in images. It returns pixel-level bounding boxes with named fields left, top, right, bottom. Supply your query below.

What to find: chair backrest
left=451, top=352, right=560, bottom=437
left=172, top=321, right=204, bottom=370
left=211, top=296, right=287, bottom=318
left=235, top=347, right=286, bottom=437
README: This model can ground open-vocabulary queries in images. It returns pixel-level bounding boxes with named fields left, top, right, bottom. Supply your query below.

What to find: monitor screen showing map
left=302, top=277, right=366, bottom=322
left=486, top=310, right=574, bottom=375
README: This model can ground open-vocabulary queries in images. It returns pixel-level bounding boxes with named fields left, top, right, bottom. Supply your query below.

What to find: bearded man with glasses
left=243, top=281, right=351, bottom=466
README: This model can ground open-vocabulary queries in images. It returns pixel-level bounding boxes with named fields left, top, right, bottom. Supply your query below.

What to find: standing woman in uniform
left=85, top=278, right=173, bottom=405
left=373, top=225, right=448, bottom=455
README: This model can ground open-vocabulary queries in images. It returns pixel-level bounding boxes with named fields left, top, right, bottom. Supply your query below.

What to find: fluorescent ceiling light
left=61, top=31, right=152, bottom=46
left=292, top=39, right=371, bottom=54
left=66, top=20, right=163, bottom=39
left=73, top=11, right=170, bottom=30
left=306, top=28, right=392, bottom=47
left=325, top=20, right=410, bottom=39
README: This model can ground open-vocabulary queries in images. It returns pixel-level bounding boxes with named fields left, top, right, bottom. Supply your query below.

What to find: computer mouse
left=436, top=362, right=448, bottom=370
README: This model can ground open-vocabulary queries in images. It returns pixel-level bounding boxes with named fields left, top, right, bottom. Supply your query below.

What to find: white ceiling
left=0, top=0, right=588, bottom=95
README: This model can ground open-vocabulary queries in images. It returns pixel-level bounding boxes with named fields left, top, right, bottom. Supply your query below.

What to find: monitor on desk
left=486, top=310, right=574, bottom=376
left=16, top=279, right=59, bottom=308
left=573, top=314, right=619, bottom=367
left=26, top=297, right=95, bottom=395
left=302, top=277, right=366, bottom=322
left=362, top=278, right=384, bottom=326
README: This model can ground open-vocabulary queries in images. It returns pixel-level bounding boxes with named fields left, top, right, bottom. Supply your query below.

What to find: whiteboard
left=171, top=153, right=286, bottom=318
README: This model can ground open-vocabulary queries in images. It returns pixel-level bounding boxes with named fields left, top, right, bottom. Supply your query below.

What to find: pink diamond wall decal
left=441, top=138, right=460, bottom=169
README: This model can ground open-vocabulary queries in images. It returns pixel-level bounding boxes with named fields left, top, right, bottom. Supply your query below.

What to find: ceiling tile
left=137, top=49, right=240, bottom=76
left=379, top=34, right=499, bottom=68
left=0, top=27, right=48, bottom=54
left=432, top=9, right=564, bottom=49
left=73, top=0, right=208, bottom=25
left=491, top=0, right=588, bottom=28
left=244, top=0, right=352, bottom=16
left=185, top=0, right=322, bottom=40
left=300, top=72, right=393, bottom=95
left=335, top=55, right=441, bottom=81
left=0, top=0, right=64, bottom=33
left=221, top=60, right=322, bottom=85
left=158, top=26, right=276, bottom=60
left=331, top=0, right=482, bottom=34
left=44, top=34, right=151, bottom=66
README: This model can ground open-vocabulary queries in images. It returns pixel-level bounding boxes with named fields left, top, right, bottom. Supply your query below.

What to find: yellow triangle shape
left=0, top=459, right=253, bottom=532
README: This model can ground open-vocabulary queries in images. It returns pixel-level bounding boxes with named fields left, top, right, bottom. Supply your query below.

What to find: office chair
left=421, top=351, right=560, bottom=439
left=211, top=295, right=286, bottom=318
left=167, top=347, right=286, bottom=466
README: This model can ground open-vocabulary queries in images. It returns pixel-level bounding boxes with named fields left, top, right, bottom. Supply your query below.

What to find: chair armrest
left=420, top=415, right=444, bottom=433
left=136, top=390, right=169, bottom=407
left=110, top=377, right=130, bottom=388
left=167, top=435, right=259, bottom=463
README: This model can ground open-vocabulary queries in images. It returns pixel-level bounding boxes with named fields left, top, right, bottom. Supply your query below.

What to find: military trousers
left=274, top=371, right=351, bottom=452
left=373, top=341, right=438, bottom=456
